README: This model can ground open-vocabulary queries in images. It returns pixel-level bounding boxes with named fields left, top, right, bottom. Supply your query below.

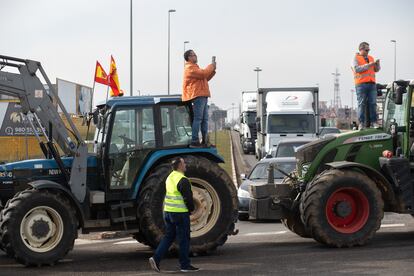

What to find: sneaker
left=181, top=265, right=200, bottom=272
left=371, top=123, right=380, bottom=128
left=189, top=141, right=203, bottom=148
left=149, top=257, right=160, bottom=273
left=358, top=124, right=365, bottom=130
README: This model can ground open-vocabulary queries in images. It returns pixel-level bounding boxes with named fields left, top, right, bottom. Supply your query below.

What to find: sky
left=1, top=0, right=413, bottom=120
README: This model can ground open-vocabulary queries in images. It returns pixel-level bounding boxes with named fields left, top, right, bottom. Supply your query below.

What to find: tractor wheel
left=0, top=188, right=77, bottom=266
left=301, top=169, right=383, bottom=247
left=137, top=155, right=238, bottom=254
left=281, top=205, right=311, bottom=238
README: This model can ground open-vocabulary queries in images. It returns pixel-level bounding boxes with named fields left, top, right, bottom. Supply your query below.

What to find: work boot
left=201, top=135, right=216, bottom=148
left=358, top=124, right=365, bottom=130
left=371, top=123, right=380, bottom=128
left=189, top=141, right=203, bottom=148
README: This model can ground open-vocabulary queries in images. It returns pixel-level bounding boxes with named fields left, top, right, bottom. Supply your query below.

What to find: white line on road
left=113, top=240, right=139, bottom=245
left=380, top=223, right=406, bottom=228
left=241, top=231, right=287, bottom=236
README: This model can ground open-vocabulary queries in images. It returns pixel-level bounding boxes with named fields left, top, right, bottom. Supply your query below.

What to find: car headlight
left=237, top=188, right=250, bottom=198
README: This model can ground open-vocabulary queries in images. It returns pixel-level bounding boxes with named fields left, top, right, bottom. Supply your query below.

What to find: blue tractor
left=0, top=55, right=238, bottom=266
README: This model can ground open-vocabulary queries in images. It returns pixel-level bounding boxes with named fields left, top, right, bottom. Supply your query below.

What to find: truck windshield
left=267, top=114, right=315, bottom=133
left=244, top=112, right=256, bottom=125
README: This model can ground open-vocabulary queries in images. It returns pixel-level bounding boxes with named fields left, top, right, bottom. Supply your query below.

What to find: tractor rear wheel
left=136, top=155, right=238, bottom=254
left=301, top=169, right=383, bottom=247
left=0, top=188, right=77, bottom=266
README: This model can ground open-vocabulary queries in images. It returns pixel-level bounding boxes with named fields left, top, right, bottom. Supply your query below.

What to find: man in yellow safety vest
left=149, top=157, right=199, bottom=273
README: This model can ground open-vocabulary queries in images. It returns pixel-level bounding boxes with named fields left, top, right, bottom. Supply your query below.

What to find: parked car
left=270, top=137, right=315, bottom=158
left=237, top=157, right=296, bottom=220
left=319, top=126, right=340, bottom=137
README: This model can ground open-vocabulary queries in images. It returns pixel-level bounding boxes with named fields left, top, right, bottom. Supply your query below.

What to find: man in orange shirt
left=182, top=50, right=216, bottom=147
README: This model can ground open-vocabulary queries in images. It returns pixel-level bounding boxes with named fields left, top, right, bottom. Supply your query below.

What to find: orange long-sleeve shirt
left=182, top=62, right=216, bottom=102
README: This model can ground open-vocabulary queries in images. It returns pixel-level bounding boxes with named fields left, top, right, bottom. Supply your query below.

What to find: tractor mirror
left=394, top=80, right=409, bottom=105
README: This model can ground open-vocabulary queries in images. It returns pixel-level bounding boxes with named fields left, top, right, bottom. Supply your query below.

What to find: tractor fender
left=28, top=180, right=85, bottom=228
left=325, top=161, right=397, bottom=208
left=131, top=148, right=224, bottom=199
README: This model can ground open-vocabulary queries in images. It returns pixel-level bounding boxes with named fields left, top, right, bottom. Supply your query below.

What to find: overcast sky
left=2, top=0, right=413, bottom=118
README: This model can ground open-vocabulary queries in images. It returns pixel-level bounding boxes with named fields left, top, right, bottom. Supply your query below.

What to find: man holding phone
left=182, top=50, right=216, bottom=148
left=351, top=42, right=381, bottom=130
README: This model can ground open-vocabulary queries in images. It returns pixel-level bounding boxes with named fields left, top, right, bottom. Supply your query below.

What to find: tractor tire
left=301, top=169, right=384, bottom=248
left=137, top=155, right=238, bottom=254
left=281, top=205, right=311, bottom=238
left=0, top=188, right=77, bottom=266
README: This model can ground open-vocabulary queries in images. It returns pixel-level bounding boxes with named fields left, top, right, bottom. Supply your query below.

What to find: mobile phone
left=212, top=56, right=216, bottom=63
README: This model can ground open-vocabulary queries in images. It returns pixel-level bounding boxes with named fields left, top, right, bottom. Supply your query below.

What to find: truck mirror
left=394, top=81, right=409, bottom=105
left=256, top=117, right=261, bottom=132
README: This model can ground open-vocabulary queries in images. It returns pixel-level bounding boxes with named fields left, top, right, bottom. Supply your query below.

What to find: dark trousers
left=153, top=212, right=191, bottom=269
left=356, top=83, right=377, bottom=126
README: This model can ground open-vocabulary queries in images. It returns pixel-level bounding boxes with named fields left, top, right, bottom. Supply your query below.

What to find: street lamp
left=130, top=0, right=133, bottom=96
left=391, top=40, right=397, bottom=81
left=184, top=41, right=190, bottom=66
left=254, top=67, right=262, bottom=89
left=167, top=9, right=176, bottom=95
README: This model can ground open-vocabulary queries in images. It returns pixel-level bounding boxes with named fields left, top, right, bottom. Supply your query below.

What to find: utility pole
left=254, top=67, right=262, bottom=89
left=167, top=9, right=176, bottom=95
left=332, top=68, right=342, bottom=116
left=391, top=40, right=397, bottom=81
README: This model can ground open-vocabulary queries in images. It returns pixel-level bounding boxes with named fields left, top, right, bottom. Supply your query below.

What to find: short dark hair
left=184, top=50, right=193, bottom=62
left=359, top=42, right=369, bottom=50
left=171, top=157, right=183, bottom=170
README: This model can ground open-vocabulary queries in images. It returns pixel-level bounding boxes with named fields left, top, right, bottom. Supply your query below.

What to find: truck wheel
left=0, top=189, right=77, bottom=266
left=137, top=155, right=238, bottom=254
left=301, top=169, right=383, bottom=247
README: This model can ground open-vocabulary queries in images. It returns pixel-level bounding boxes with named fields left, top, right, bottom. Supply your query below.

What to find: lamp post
left=254, top=67, right=262, bottom=89
left=390, top=40, right=397, bottom=81
left=167, top=9, right=176, bottom=95
left=184, top=41, right=189, bottom=66
left=130, top=0, right=133, bottom=96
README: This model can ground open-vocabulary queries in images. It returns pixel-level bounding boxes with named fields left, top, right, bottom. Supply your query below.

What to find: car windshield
left=320, top=128, right=340, bottom=135
left=249, top=162, right=296, bottom=179
left=275, top=142, right=308, bottom=157
left=267, top=114, right=315, bottom=133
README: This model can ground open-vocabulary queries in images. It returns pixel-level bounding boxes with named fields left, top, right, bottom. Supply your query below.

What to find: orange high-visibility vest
left=353, top=54, right=376, bottom=85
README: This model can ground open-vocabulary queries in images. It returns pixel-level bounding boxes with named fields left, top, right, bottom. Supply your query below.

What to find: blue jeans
left=356, top=83, right=377, bottom=126
left=153, top=212, right=191, bottom=269
left=191, top=96, right=208, bottom=143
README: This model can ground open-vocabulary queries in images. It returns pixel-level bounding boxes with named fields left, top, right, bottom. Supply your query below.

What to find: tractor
left=250, top=80, right=414, bottom=247
left=0, top=55, right=238, bottom=266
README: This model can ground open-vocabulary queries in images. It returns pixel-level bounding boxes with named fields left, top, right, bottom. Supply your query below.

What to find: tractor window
left=161, top=105, right=192, bottom=147
left=384, top=90, right=408, bottom=131
left=107, top=107, right=155, bottom=189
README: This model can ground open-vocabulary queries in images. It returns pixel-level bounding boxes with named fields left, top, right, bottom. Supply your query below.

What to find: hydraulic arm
left=0, top=55, right=87, bottom=202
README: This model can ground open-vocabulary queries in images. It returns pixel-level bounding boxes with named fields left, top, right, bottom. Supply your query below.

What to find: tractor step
left=84, top=219, right=111, bottom=228
left=112, top=216, right=137, bottom=223
left=110, top=201, right=134, bottom=210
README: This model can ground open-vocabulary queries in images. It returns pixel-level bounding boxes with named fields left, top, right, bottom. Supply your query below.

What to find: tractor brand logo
left=282, top=96, right=299, bottom=105
left=10, top=112, right=22, bottom=123
left=343, top=133, right=391, bottom=145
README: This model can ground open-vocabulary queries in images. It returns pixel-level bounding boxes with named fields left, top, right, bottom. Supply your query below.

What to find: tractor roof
left=98, top=94, right=183, bottom=107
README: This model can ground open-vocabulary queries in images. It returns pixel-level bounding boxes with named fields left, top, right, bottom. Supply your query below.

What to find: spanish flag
left=109, top=55, right=121, bottom=97
left=94, top=61, right=109, bottom=85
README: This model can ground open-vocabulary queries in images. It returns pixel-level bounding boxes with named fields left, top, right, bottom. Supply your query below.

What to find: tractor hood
left=296, top=128, right=393, bottom=181
left=0, top=155, right=98, bottom=184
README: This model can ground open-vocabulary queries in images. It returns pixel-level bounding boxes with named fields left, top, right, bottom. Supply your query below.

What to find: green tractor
left=250, top=80, right=414, bottom=247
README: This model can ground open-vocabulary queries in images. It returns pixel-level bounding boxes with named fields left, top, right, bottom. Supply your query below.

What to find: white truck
left=255, top=87, right=319, bottom=159
left=240, top=91, right=257, bottom=154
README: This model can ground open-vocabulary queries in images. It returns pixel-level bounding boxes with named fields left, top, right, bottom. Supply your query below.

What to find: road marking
left=241, top=231, right=287, bottom=236
left=380, top=223, right=405, bottom=228
left=113, top=240, right=139, bottom=245
left=74, top=239, right=103, bottom=245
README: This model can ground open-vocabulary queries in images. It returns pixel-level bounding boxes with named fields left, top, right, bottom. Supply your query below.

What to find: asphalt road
left=2, top=216, right=414, bottom=275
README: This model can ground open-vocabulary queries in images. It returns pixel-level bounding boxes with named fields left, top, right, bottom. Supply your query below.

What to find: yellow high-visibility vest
left=164, top=170, right=190, bottom=212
